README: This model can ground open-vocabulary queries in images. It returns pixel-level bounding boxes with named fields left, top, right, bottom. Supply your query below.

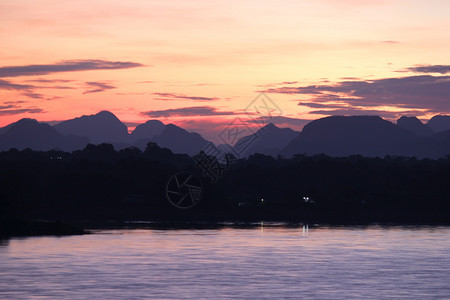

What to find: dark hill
left=134, top=123, right=209, bottom=156
left=0, top=118, right=88, bottom=151
left=54, top=111, right=128, bottom=144
left=427, top=115, right=450, bottom=133
left=397, top=116, right=433, bottom=137
left=233, top=123, right=299, bottom=157
left=282, top=116, right=441, bottom=158
left=130, top=120, right=165, bottom=143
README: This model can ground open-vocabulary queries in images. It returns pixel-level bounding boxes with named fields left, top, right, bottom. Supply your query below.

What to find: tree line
left=1, top=142, right=449, bottom=224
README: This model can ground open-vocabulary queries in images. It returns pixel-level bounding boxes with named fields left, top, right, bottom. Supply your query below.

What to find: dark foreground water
left=1, top=225, right=449, bottom=299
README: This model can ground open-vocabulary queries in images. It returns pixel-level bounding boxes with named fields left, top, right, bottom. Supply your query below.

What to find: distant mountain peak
left=54, top=110, right=128, bottom=144
left=130, top=119, right=165, bottom=142
left=264, top=122, right=277, bottom=129
left=282, top=115, right=446, bottom=158
left=257, top=123, right=279, bottom=134
left=398, top=116, right=416, bottom=121
left=328, top=115, right=382, bottom=121
left=397, top=116, right=433, bottom=137
left=397, top=116, right=426, bottom=124
left=13, top=118, right=40, bottom=126
left=145, top=119, right=164, bottom=125
left=233, top=122, right=299, bottom=157
left=165, top=123, right=179, bottom=129
left=427, top=115, right=450, bottom=133
left=95, top=110, right=119, bottom=119
left=1, top=118, right=46, bottom=135
left=429, top=114, right=448, bottom=119
left=148, top=123, right=208, bottom=156
left=97, top=110, right=114, bottom=115
left=0, top=118, right=88, bottom=151
left=163, top=123, right=200, bottom=136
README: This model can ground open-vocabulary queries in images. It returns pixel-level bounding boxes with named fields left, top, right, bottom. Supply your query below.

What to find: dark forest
left=1, top=142, right=449, bottom=236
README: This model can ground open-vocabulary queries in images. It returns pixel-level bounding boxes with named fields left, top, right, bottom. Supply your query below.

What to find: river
left=1, top=224, right=449, bottom=299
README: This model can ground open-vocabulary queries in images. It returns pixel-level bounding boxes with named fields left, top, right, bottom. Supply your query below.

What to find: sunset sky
left=1, top=0, right=450, bottom=141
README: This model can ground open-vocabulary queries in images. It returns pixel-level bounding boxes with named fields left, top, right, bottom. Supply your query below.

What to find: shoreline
left=2, top=216, right=449, bottom=239
left=0, top=218, right=88, bottom=238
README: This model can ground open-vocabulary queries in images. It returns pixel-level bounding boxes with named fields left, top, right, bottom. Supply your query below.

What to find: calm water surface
left=1, top=225, right=449, bottom=299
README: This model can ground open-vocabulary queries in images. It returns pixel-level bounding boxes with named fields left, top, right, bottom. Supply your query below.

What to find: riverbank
left=0, top=218, right=88, bottom=238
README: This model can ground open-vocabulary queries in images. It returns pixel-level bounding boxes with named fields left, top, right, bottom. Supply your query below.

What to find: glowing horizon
left=1, top=0, right=450, bottom=142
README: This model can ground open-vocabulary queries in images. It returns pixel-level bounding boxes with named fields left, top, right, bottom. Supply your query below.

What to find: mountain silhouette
left=0, top=121, right=18, bottom=135
left=397, top=116, right=433, bottom=137
left=134, top=123, right=209, bottom=156
left=282, top=116, right=444, bottom=158
left=1, top=112, right=450, bottom=158
left=54, top=111, right=128, bottom=144
left=0, top=118, right=88, bottom=151
left=232, top=123, right=299, bottom=157
left=129, top=120, right=165, bottom=143
left=427, top=115, right=450, bottom=133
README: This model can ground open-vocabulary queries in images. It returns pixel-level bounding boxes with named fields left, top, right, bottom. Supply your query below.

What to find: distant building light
left=303, top=196, right=315, bottom=204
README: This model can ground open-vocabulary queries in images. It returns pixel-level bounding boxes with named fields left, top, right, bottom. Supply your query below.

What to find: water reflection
left=0, top=226, right=449, bottom=299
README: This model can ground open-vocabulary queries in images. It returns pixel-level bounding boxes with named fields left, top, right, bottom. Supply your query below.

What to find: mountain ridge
left=1, top=111, right=450, bottom=158
left=282, top=115, right=446, bottom=158
left=54, top=110, right=129, bottom=144
left=397, top=116, right=433, bottom=137
left=0, top=118, right=88, bottom=151
left=232, top=123, right=299, bottom=157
